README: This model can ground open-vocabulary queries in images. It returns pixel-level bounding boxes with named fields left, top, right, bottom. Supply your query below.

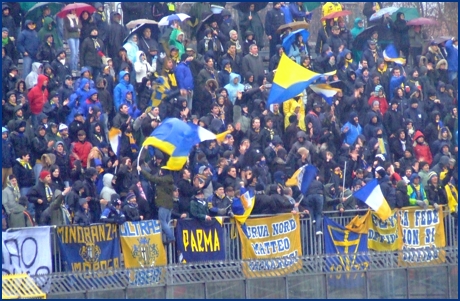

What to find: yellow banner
left=368, top=210, right=402, bottom=251
left=397, top=207, right=446, bottom=267
left=236, top=213, right=302, bottom=278
left=119, top=220, right=167, bottom=268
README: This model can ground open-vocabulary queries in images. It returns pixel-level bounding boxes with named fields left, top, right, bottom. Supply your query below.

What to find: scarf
left=167, top=71, right=177, bottom=88
left=345, top=58, right=353, bottom=68
left=224, top=66, right=232, bottom=73
left=378, top=138, right=386, bottom=154
left=18, top=159, right=32, bottom=170
left=8, top=184, right=20, bottom=202
left=125, top=132, right=138, bottom=154
left=61, top=204, right=72, bottom=225
left=374, top=2, right=380, bottom=11
left=45, top=184, right=53, bottom=202
left=2, top=37, right=8, bottom=47
left=231, top=39, right=242, bottom=52
left=97, top=11, right=106, bottom=22
left=67, top=14, right=79, bottom=27
left=334, top=170, right=343, bottom=179
left=400, top=140, right=406, bottom=151
left=264, top=127, right=275, bottom=140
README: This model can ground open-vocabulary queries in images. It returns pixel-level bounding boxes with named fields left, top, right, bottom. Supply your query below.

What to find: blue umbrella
left=158, top=13, right=190, bottom=26
left=282, top=29, right=310, bottom=52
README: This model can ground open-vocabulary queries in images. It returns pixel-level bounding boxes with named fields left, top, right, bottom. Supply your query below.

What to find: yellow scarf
left=334, top=170, right=343, bottom=179
left=125, top=132, right=138, bottom=154
left=345, top=58, right=353, bottom=68
left=166, top=71, right=177, bottom=88
left=224, top=66, right=232, bottom=73
left=19, top=159, right=32, bottom=170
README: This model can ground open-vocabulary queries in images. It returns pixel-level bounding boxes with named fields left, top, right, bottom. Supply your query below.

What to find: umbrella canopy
left=233, top=2, right=268, bottom=13
left=195, top=11, right=223, bottom=40
left=158, top=13, right=190, bottom=26
left=369, top=7, right=398, bottom=21
left=407, top=17, right=438, bottom=26
left=210, top=5, right=225, bottom=14
left=282, top=29, right=309, bottom=51
left=321, top=10, right=352, bottom=21
left=126, top=19, right=158, bottom=30
left=56, top=3, right=96, bottom=18
left=352, top=24, right=393, bottom=50
left=303, top=2, right=321, bottom=12
left=277, top=21, right=309, bottom=34
left=123, top=23, right=160, bottom=45
left=390, top=7, right=419, bottom=22
left=23, top=2, right=63, bottom=23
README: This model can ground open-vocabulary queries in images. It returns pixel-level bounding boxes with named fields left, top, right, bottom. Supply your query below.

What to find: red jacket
left=413, top=130, right=433, bottom=165
left=71, top=140, right=93, bottom=168
left=368, top=95, right=389, bottom=115
left=27, top=74, right=49, bottom=115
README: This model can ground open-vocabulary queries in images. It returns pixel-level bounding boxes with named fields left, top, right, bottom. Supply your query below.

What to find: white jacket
left=134, top=51, right=153, bottom=83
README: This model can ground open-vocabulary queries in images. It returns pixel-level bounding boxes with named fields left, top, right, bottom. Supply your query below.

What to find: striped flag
left=285, top=164, right=317, bottom=195
left=310, top=84, right=342, bottom=105
left=353, top=179, right=392, bottom=221
left=383, top=44, right=406, bottom=65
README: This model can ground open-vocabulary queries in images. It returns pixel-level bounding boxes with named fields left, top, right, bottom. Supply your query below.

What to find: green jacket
left=169, top=28, right=185, bottom=58
left=407, top=183, right=427, bottom=206
left=190, top=198, right=209, bottom=221
left=38, top=16, right=63, bottom=48
left=141, top=170, right=174, bottom=209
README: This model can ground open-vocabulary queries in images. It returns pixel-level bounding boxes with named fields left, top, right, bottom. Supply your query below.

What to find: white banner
left=2, top=227, right=52, bottom=292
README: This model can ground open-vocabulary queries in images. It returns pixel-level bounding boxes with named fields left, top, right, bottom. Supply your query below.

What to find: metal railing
left=5, top=209, right=458, bottom=272
left=30, top=246, right=458, bottom=299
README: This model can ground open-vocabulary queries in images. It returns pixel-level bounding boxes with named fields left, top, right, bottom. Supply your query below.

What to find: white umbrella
left=369, top=7, right=399, bottom=21
left=158, top=13, right=190, bottom=26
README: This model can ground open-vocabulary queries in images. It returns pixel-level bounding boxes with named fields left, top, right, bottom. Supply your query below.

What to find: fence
left=30, top=246, right=458, bottom=299
left=5, top=209, right=458, bottom=273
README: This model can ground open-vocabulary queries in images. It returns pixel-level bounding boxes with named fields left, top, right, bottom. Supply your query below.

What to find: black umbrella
left=195, top=11, right=223, bottom=41
left=233, top=2, right=268, bottom=13
left=352, top=24, right=393, bottom=50
left=123, top=23, right=160, bottom=45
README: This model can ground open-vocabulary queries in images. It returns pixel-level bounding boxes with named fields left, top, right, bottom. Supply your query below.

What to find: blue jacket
left=17, top=21, right=40, bottom=59
left=120, top=90, right=141, bottom=119
left=280, top=5, right=293, bottom=23
left=445, top=40, right=458, bottom=72
left=2, top=137, right=15, bottom=168
left=114, top=71, right=136, bottom=111
left=175, top=61, right=194, bottom=90
left=224, top=73, right=245, bottom=105
left=389, top=74, right=406, bottom=99
left=73, top=67, right=95, bottom=90
left=341, top=121, right=362, bottom=145
left=80, top=89, right=103, bottom=118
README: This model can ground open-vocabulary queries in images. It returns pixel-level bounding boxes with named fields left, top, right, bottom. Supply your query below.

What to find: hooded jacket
left=80, top=33, right=105, bottom=68
left=134, top=50, right=153, bottom=83
left=27, top=74, right=49, bottom=115
left=114, top=70, right=136, bottom=111
left=224, top=73, right=245, bottom=104
left=175, top=59, right=194, bottom=90
left=413, top=131, right=433, bottom=165
left=350, top=18, right=364, bottom=38
left=169, top=28, right=185, bottom=58
left=25, top=62, right=43, bottom=90
left=17, top=20, right=40, bottom=59
left=445, top=39, right=458, bottom=72
left=100, top=173, right=116, bottom=211
left=38, top=16, right=63, bottom=48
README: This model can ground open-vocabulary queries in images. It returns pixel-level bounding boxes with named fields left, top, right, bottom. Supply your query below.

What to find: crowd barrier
left=4, top=208, right=458, bottom=273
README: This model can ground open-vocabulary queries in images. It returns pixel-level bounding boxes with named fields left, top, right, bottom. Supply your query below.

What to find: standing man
left=27, top=170, right=55, bottom=225
left=17, top=20, right=40, bottom=79
left=80, top=28, right=105, bottom=80
left=265, top=2, right=286, bottom=59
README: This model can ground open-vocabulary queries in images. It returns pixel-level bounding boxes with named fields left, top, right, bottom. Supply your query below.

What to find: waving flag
left=309, top=84, right=342, bottom=105
left=142, top=118, right=216, bottom=170
left=383, top=44, right=406, bottom=65
left=232, top=187, right=255, bottom=237
left=108, top=127, right=122, bottom=156
left=285, top=164, right=317, bottom=195
left=267, top=54, right=336, bottom=106
left=353, top=179, right=391, bottom=221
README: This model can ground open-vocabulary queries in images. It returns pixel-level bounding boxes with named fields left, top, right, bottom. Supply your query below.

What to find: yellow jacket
left=322, top=2, right=342, bottom=26
left=445, top=183, right=458, bottom=213
left=283, top=97, right=306, bottom=131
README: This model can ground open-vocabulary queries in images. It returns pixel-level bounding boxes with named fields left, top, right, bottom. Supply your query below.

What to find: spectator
left=407, top=173, right=428, bottom=208
left=123, top=191, right=141, bottom=222
left=190, top=189, right=212, bottom=222
left=7, top=196, right=34, bottom=228
left=17, top=20, right=40, bottom=79
left=73, top=197, right=92, bottom=225
left=100, top=194, right=126, bottom=224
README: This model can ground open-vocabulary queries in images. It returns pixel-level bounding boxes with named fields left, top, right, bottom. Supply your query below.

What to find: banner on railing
left=368, top=210, right=402, bottom=251
left=398, top=206, right=446, bottom=266
left=176, top=218, right=226, bottom=263
left=56, top=224, right=121, bottom=272
left=237, top=213, right=302, bottom=278
left=120, top=220, right=167, bottom=268
left=324, top=216, right=369, bottom=287
left=2, top=227, right=52, bottom=276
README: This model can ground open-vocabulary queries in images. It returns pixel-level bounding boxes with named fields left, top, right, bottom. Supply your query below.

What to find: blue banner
left=175, top=219, right=226, bottom=263
left=323, top=217, right=369, bottom=288
left=56, top=224, right=121, bottom=272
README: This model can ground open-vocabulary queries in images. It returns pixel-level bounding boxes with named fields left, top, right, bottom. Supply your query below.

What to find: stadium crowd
left=1, top=2, right=458, bottom=239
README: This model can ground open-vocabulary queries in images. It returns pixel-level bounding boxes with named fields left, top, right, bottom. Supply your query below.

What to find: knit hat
left=2, top=27, right=8, bottom=33
left=199, top=165, right=209, bottom=174
left=375, top=166, right=386, bottom=178
left=2, top=127, right=8, bottom=133
left=255, top=183, right=265, bottom=192
left=214, top=182, right=223, bottom=191
left=374, top=85, right=383, bottom=92
left=427, top=171, right=438, bottom=181
left=59, top=123, right=68, bottom=131
left=126, top=192, right=136, bottom=201
left=39, top=170, right=51, bottom=180
left=79, top=198, right=88, bottom=206
left=111, top=194, right=122, bottom=207
left=94, top=158, right=102, bottom=166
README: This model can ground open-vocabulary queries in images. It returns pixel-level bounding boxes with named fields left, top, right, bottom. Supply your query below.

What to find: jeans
left=20, top=187, right=34, bottom=216
left=304, top=194, right=324, bottom=232
left=33, top=163, right=43, bottom=185
left=68, top=38, right=80, bottom=71
left=86, top=66, right=101, bottom=82
left=186, top=90, right=194, bottom=111
left=158, top=207, right=175, bottom=242
left=22, top=55, right=33, bottom=79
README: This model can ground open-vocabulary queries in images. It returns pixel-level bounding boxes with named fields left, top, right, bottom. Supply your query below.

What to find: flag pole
left=341, top=161, right=347, bottom=199
left=136, top=146, right=144, bottom=175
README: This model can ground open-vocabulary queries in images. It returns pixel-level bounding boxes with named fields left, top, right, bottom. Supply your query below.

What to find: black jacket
left=13, top=160, right=35, bottom=188
left=80, top=36, right=105, bottom=68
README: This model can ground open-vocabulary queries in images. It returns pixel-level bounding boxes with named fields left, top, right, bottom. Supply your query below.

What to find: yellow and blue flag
left=108, top=127, right=122, bottom=156
left=309, top=84, right=342, bottom=105
left=285, top=164, right=317, bottom=195
left=267, top=53, right=336, bottom=106
left=142, top=118, right=217, bottom=170
left=353, top=179, right=392, bottom=221
left=232, top=187, right=255, bottom=237
left=383, top=44, right=406, bottom=65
